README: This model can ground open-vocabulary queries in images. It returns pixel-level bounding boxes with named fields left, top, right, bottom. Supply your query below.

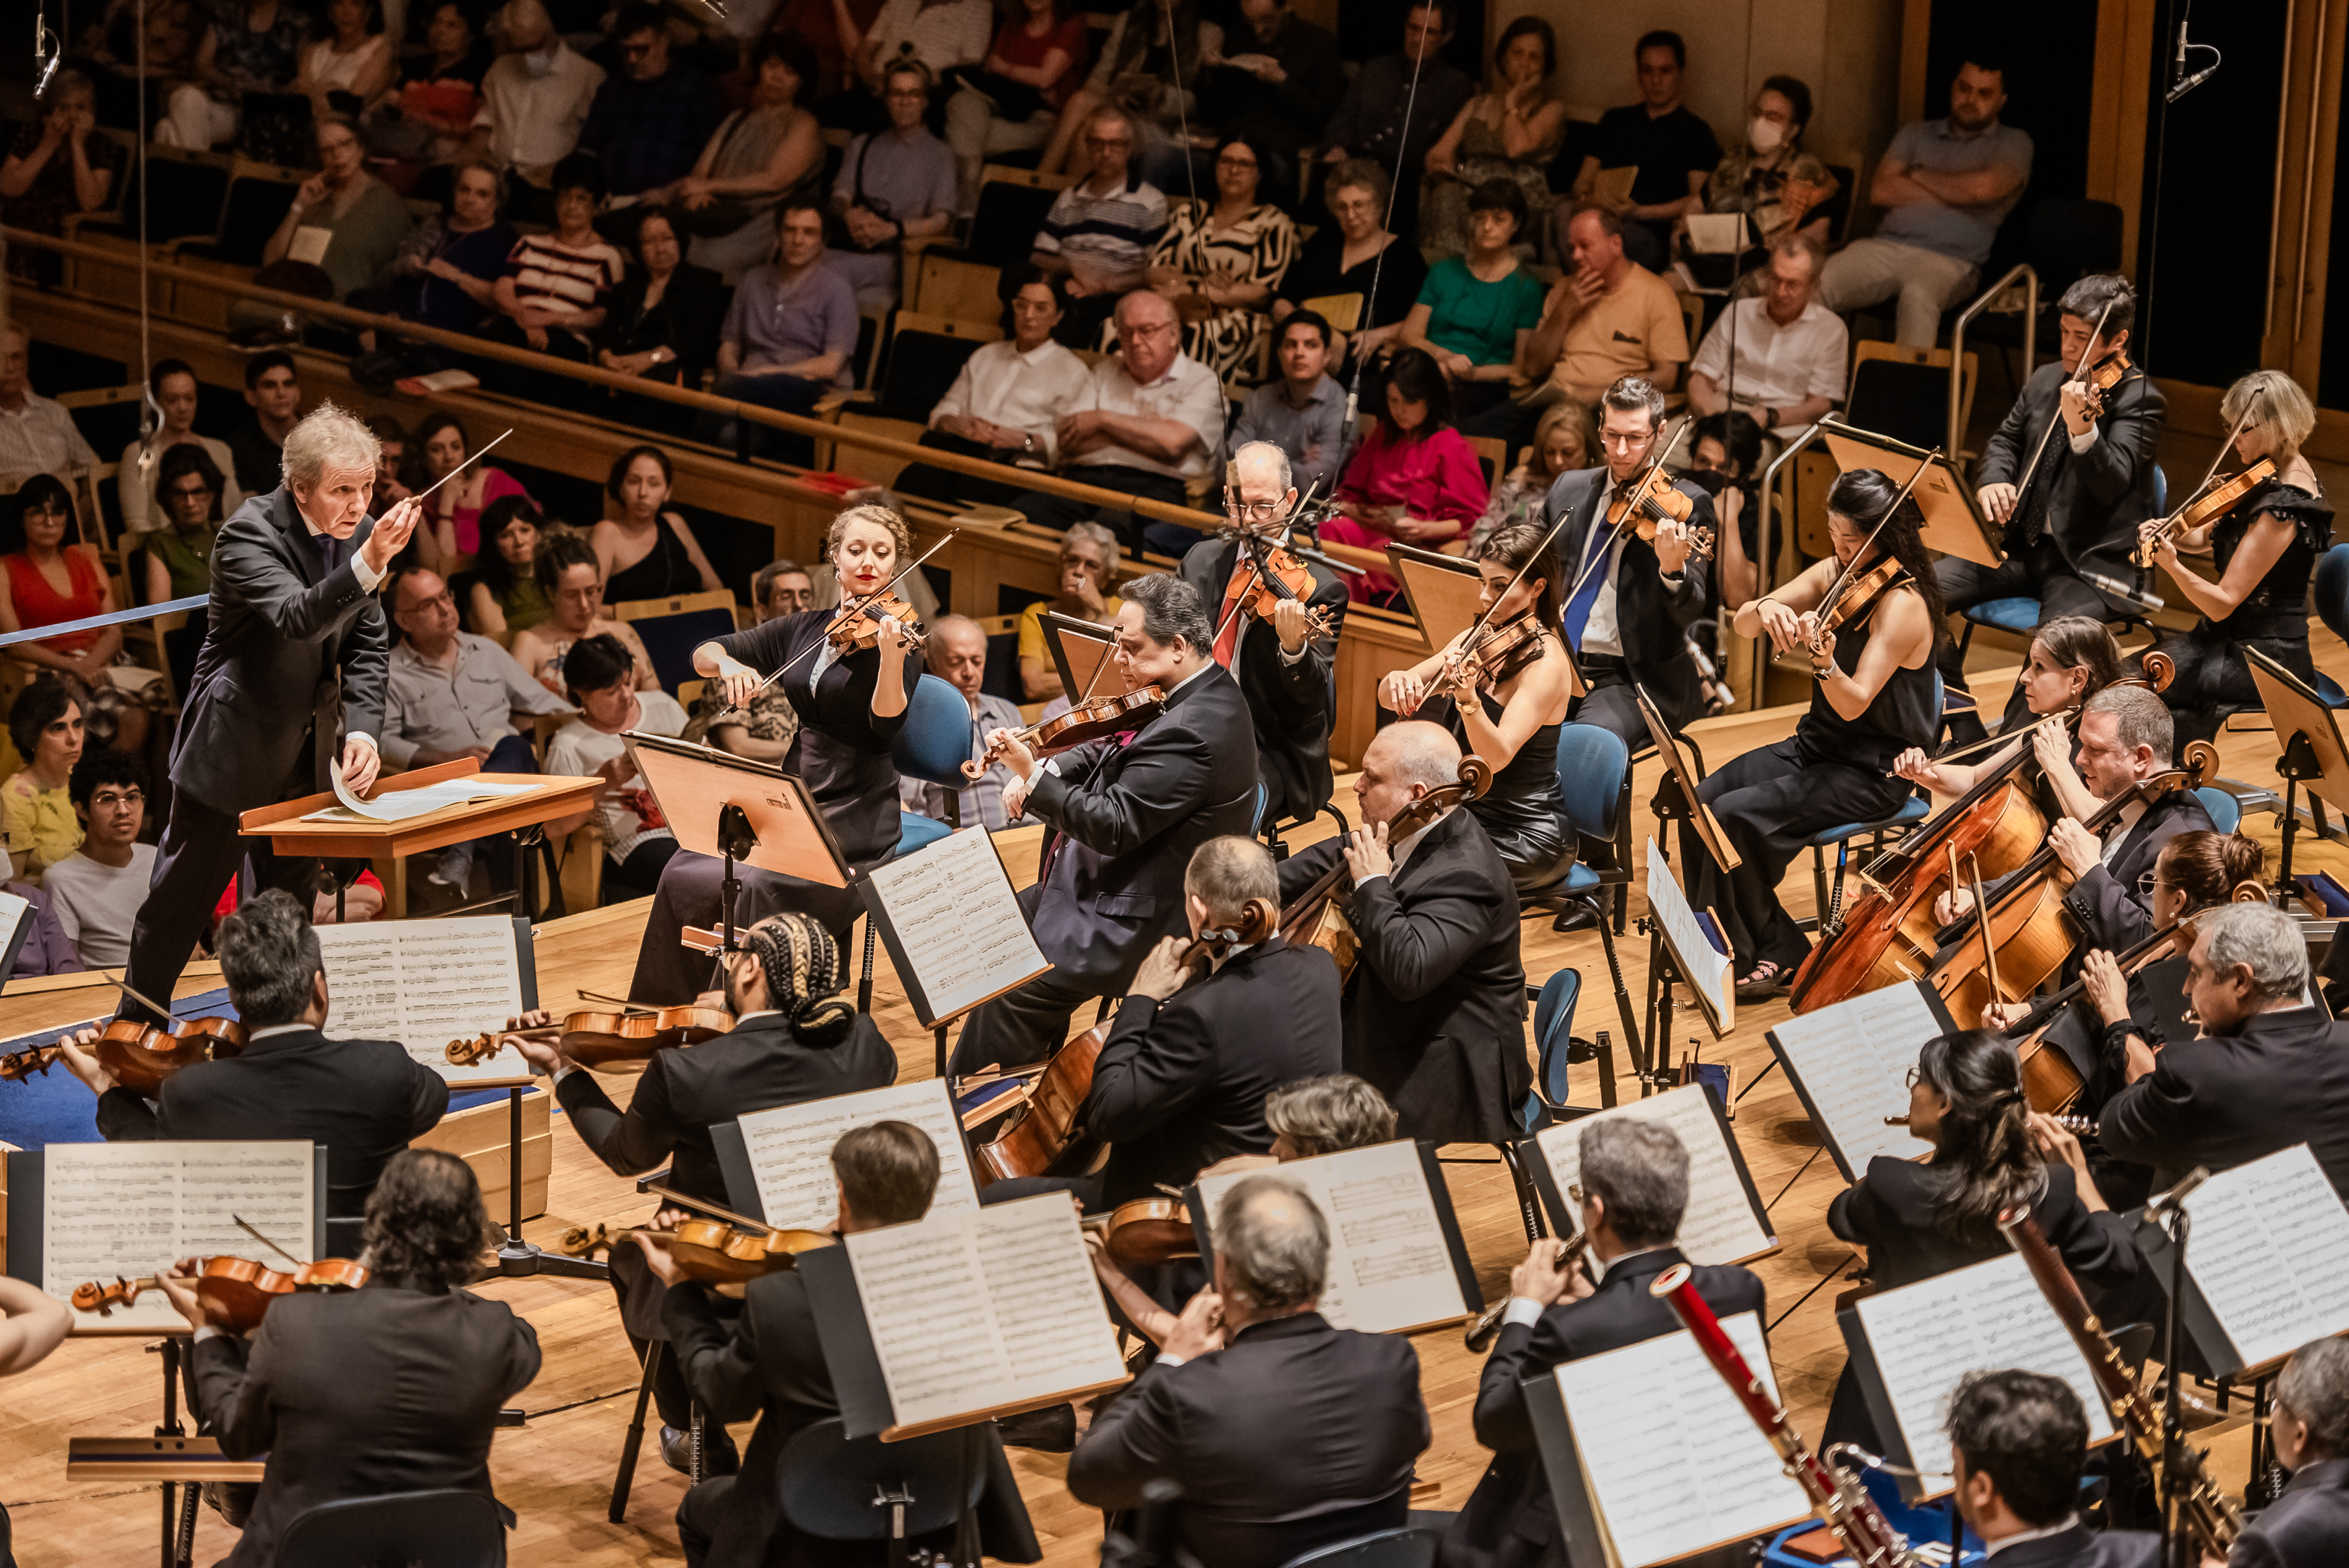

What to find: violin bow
left=638, top=1184, right=774, bottom=1235
left=235, top=1216, right=310, bottom=1269
left=1809, top=449, right=1938, bottom=642
left=100, top=968, right=179, bottom=1028
left=715, top=528, right=961, bottom=718
left=1552, top=415, right=1694, bottom=633
left=2008, top=297, right=2116, bottom=520
left=2144, top=404, right=2257, bottom=547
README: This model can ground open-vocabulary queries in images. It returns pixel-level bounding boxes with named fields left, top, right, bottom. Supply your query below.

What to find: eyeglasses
left=1903, top=1064, right=1923, bottom=1089
left=397, top=590, right=455, bottom=613
left=2139, top=872, right=2163, bottom=900
left=1222, top=493, right=1285, bottom=520
left=88, top=790, right=144, bottom=809
left=170, top=482, right=214, bottom=499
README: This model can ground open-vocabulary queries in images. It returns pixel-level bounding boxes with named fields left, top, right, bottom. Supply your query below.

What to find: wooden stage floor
left=6, top=639, right=2345, bottom=1567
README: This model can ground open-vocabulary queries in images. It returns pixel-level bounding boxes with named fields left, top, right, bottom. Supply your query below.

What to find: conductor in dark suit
left=1178, top=442, right=1348, bottom=831
left=1946, top=1370, right=2158, bottom=1568
left=2234, top=1337, right=2349, bottom=1568
left=162, top=1149, right=539, bottom=1568
left=1444, top=1119, right=1766, bottom=1568
left=647, top=1121, right=1040, bottom=1568
left=950, top=574, right=1261, bottom=1076
left=1541, top=376, right=1714, bottom=746
left=122, top=405, right=420, bottom=1022
left=60, top=889, right=447, bottom=1257
left=1947, top=275, right=2166, bottom=744
left=500, top=910, right=896, bottom=1469
left=1069, top=1174, right=1430, bottom=1568
left=1275, top=721, right=1526, bottom=1146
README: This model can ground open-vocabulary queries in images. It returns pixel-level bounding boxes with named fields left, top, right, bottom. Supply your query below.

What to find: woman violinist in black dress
left=2139, top=369, right=2334, bottom=747
left=630, top=504, right=924, bottom=1002
left=1694, top=468, right=1942, bottom=1000
left=1375, top=520, right=1578, bottom=895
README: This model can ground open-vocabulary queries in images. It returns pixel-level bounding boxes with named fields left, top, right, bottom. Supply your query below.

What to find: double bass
left=1275, top=754, right=1493, bottom=979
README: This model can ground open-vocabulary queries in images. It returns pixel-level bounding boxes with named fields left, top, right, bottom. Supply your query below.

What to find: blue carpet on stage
left=0, top=989, right=531, bottom=1150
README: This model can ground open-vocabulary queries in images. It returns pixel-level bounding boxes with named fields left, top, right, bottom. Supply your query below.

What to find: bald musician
left=2234, top=1337, right=2349, bottom=1568
left=1273, top=721, right=1526, bottom=1146
left=1946, top=1369, right=2156, bottom=1567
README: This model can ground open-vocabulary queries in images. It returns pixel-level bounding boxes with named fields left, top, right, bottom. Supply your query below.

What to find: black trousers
left=1565, top=665, right=1648, bottom=755
left=1012, top=465, right=1189, bottom=557
left=947, top=965, right=1110, bottom=1077
left=892, top=428, right=1036, bottom=508
left=677, top=1474, right=729, bottom=1568
left=1935, top=542, right=2120, bottom=746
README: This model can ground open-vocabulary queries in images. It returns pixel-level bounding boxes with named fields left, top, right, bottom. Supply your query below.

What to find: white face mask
left=1748, top=115, right=1786, bottom=154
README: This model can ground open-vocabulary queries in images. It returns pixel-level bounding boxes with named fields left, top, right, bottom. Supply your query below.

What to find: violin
left=1602, top=465, right=1717, bottom=561
left=961, top=685, right=1168, bottom=781
left=90, top=1016, right=250, bottom=1097
left=1806, top=556, right=1908, bottom=657
left=0, top=1045, right=62, bottom=1082
left=447, top=1003, right=734, bottom=1075
left=1445, top=615, right=1549, bottom=690
left=1276, top=754, right=1493, bottom=979
left=561, top=1214, right=834, bottom=1286
left=2134, top=457, right=2276, bottom=566
left=2074, top=345, right=2134, bottom=420
left=1222, top=532, right=1336, bottom=642
left=826, top=590, right=927, bottom=655
left=72, top=1254, right=370, bottom=1333
left=1082, top=1196, right=1198, bottom=1266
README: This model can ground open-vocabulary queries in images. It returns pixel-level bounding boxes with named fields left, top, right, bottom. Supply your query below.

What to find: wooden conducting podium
left=240, top=757, right=600, bottom=918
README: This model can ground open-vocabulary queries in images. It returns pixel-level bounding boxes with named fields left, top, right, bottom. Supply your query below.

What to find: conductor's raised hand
left=360, top=494, right=421, bottom=574
left=1341, top=821, right=1393, bottom=882
left=339, top=736, right=381, bottom=797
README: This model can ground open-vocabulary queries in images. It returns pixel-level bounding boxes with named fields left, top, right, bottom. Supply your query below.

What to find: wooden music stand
left=2243, top=647, right=2349, bottom=900
left=628, top=734, right=855, bottom=950
left=1818, top=416, right=2004, bottom=567
left=1040, top=610, right=1122, bottom=701
left=1633, top=682, right=1739, bottom=871
left=1385, top=543, right=1484, bottom=653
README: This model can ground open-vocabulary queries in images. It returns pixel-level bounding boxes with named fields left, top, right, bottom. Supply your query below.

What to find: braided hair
left=743, top=913, right=856, bottom=1037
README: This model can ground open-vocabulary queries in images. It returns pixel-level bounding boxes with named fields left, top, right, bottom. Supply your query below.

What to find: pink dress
left=1319, top=424, right=1491, bottom=602
left=432, top=465, right=529, bottom=557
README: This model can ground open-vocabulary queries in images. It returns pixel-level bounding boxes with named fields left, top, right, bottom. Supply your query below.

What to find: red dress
left=1320, top=423, right=1491, bottom=602
left=4, top=547, right=107, bottom=653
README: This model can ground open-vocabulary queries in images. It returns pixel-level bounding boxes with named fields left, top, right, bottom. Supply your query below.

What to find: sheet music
left=315, top=918, right=526, bottom=1084
left=2179, top=1144, right=2349, bottom=1372
left=1196, top=1140, right=1468, bottom=1332
left=1554, top=1311, right=1810, bottom=1567
left=738, top=1081, right=980, bottom=1232
left=847, top=1194, right=1127, bottom=1431
left=1533, top=1085, right=1774, bottom=1266
left=1646, top=837, right=1733, bottom=1034
left=1852, top=1253, right=2116, bottom=1480
left=861, top=827, right=1049, bottom=1026
left=309, top=763, right=538, bottom=823
left=1767, top=984, right=1939, bottom=1176
left=44, top=1141, right=316, bottom=1332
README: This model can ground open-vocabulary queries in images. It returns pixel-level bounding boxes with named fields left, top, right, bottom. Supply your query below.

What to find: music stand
left=629, top=734, right=853, bottom=947
left=2242, top=647, right=2349, bottom=900
left=1633, top=681, right=1738, bottom=871
left=1818, top=415, right=2005, bottom=567
left=1040, top=611, right=1122, bottom=703
left=1385, top=543, right=1485, bottom=653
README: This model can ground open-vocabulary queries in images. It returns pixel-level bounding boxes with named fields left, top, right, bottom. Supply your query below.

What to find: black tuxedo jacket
left=1540, top=467, right=1714, bottom=729
left=1443, top=1247, right=1765, bottom=1568
left=96, top=1028, right=448, bottom=1256
left=2234, top=1457, right=2349, bottom=1568
left=1276, top=807, right=1526, bottom=1145
left=191, top=1281, right=540, bottom=1568
left=1069, top=1311, right=1429, bottom=1568
left=556, top=1013, right=897, bottom=1209
left=1989, top=1525, right=2159, bottom=1568
left=1083, top=937, right=1343, bottom=1206
left=1828, top=1157, right=2139, bottom=1297
left=2060, top=788, right=2213, bottom=954
left=2100, top=1005, right=2349, bottom=1200
left=1177, top=537, right=1348, bottom=828
left=1023, top=663, right=1261, bottom=990
left=1977, top=362, right=2166, bottom=586
left=175, top=486, right=392, bottom=813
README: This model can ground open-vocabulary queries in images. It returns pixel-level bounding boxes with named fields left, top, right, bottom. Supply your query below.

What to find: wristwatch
left=1022, top=433, right=1036, bottom=454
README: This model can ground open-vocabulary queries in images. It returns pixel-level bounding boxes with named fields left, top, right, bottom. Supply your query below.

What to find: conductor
left=121, top=405, right=419, bottom=1021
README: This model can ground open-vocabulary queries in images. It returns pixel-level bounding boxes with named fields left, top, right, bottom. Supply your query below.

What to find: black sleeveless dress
left=1797, top=600, right=1942, bottom=771
left=1444, top=683, right=1576, bottom=897
left=604, top=511, right=700, bottom=602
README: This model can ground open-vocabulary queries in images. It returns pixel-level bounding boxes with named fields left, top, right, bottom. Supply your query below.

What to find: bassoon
left=1650, top=1263, right=1919, bottom=1567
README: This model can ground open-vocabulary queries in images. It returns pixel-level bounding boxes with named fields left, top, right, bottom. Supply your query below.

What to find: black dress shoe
left=660, top=1423, right=741, bottom=1477
left=1551, top=904, right=1598, bottom=934
left=995, top=1402, right=1077, bottom=1452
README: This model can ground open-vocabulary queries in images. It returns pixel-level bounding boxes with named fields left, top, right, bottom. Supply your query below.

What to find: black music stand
left=2242, top=647, right=2349, bottom=902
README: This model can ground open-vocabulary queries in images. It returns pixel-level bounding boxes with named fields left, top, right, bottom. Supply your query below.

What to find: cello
left=1276, top=754, right=1493, bottom=979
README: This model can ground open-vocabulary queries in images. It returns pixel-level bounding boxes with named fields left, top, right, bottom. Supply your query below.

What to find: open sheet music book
left=1193, top=1140, right=1477, bottom=1334
left=310, top=762, right=539, bottom=824
left=1646, top=838, right=1733, bottom=1035
left=1527, top=1084, right=1777, bottom=1266
left=737, top=1081, right=980, bottom=1233
left=1529, top=1311, right=1811, bottom=1568
left=858, top=827, right=1051, bottom=1029
left=1765, top=982, right=1948, bottom=1181
left=315, top=917, right=531, bottom=1084
left=2143, top=1143, right=2349, bottom=1376
left=40, top=1141, right=318, bottom=1333
left=1844, top=1253, right=2117, bottom=1500
left=805, top=1192, right=1129, bottom=1440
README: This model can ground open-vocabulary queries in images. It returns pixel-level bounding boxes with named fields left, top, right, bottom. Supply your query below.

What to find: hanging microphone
left=2142, top=1166, right=2209, bottom=1224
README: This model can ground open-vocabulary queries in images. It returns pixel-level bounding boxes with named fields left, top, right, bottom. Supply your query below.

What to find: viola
left=92, top=1016, right=249, bottom=1098
left=1275, top=754, right=1494, bottom=980
left=72, top=1254, right=370, bottom=1333
left=961, top=685, right=1168, bottom=781
left=2134, top=457, right=2276, bottom=567
left=562, top=1215, right=834, bottom=1286
left=447, top=1003, right=734, bottom=1075
left=1084, top=1197, right=1198, bottom=1266
left=826, top=589, right=927, bottom=655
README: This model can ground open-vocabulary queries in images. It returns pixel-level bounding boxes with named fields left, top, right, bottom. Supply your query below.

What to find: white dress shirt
left=1688, top=296, right=1849, bottom=442
left=1984, top=1517, right=2081, bottom=1556
left=929, top=338, right=1093, bottom=462
left=1576, top=479, right=1631, bottom=658
left=473, top=43, right=606, bottom=180
left=1069, top=353, right=1227, bottom=480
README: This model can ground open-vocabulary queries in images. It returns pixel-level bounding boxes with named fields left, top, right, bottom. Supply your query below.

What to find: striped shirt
left=1035, top=175, right=1167, bottom=293
left=500, top=231, right=626, bottom=321
left=0, top=394, right=98, bottom=484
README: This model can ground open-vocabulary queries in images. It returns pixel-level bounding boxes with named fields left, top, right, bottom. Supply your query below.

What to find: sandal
left=1734, top=960, right=1790, bottom=1000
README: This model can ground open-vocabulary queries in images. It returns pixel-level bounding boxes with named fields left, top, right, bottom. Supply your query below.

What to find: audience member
left=544, top=632, right=689, bottom=901
left=2, top=681, right=86, bottom=887
left=225, top=350, right=301, bottom=496
left=593, top=207, right=727, bottom=434
left=0, top=477, right=122, bottom=686
left=117, top=359, right=243, bottom=534
left=1469, top=206, right=1686, bottom=443
left=469, top=0, right=605, bottom=217
left=1141, top=130, right=1296, bottom=384
left=943, top=0, right=1092, bottom=213
left=510, top=531, right=660, bottom=694
left=44, top=749, right=157, bottom=969
left=2242, top=1337, right=2349, bottom=1567
left=356, top=159, right=515, bottom=351
left=1196, top=0, right=1343, bottom=207
left=1687, top=233, right=1844, bottom=444
left=1319, top=1, right=1472, bottom=241
left=293, top=0, right=395, bottom=126
left=1470, top=397, right=1594, bottom=550
left=1320, top=347, right=1486, bottom=602
left=655, top=36, right=824, bottom=280
left=0, top=323, right=101, bottom=489
left=696, top=199, right=859, bottom=465
left=365, top=415, right=411, bottom=515
left=900, top=614, right=1024, bottom=829
left=760, top=0, right=886, bottom=109
left=1272, top=161, right=1427, bottom=370
left=1, top=72, right=128, bottom=286
left=1420, top=17, right=1566, bottom=262
left=407, top=412, right=531, bottom=568
left=1232, top=312, right=1346, bottom=501
left=1394, top=178, right=1544, bottom=421
left=465, top=496, right=552, bottom=642
left=260, top=114, right=415, bottom=302
left=1693, top=409, right=1768, bottom=607
left=828, top=61, right=958, bottom=315
left=1014, top=290, right=1222, bottom=555
left=4, top=876, right=83, bottom=976
left=598, top=445, right=724, bottom=601
left=362, top=0, right=493, bottom=165
left=1016, top=523, right=1123, bottom=700
left=1820, top=52, right=2031, bottom=346
left=1566, top=29, right=1720, bottom=271
left=853, top=0, right=994, bottom=124
left=142, top=445, right=228, bottom=615
left=895, top=267, right=1092, bottom=507
left=481, top=153, right=629, bottom=399
left=1686, top=75, right=1841, bottom=286
left=154, top=0, right=306, bottom=159
left=698, top=560, right=811, bottom=758
left=1039, top=0, right=1222, bottom=185
left=577, top=3, right=724, bottom=202
left=1032, top=107, right=1169, bottom=350
left=80, top=0, right=204, bottom=108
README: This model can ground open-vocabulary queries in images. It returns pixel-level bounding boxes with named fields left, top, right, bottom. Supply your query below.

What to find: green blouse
left=146, top=526, right=217, bottom=600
